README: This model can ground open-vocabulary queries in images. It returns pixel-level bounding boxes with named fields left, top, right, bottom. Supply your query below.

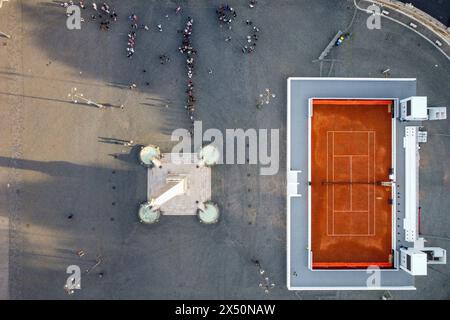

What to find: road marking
left=354, top=0, right=450, bottom=61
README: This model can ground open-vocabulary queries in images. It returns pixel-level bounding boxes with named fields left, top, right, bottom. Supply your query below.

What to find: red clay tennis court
left=310, top=99, right=394, bottom=269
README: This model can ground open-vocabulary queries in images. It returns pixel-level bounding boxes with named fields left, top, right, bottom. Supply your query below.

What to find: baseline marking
left=326, top=131, right=377, bottom=236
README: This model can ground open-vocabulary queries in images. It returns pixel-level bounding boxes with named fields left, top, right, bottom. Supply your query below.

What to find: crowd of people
left=61, top=1, right=119, bottom=31
left=126, top=14, right=139, bottom=58
left=242, top=23, right=259, bottom=54
left=126, top=14, right=150, bottom=58
left=216, top=4, right=236, bottom=28
left=159, top=54, right=170, bottom=65
left=179, top=17, right=197, bottom=135
left=215, top=3, right=260, bottom=54
left=59, top=2, right=262, bottom=131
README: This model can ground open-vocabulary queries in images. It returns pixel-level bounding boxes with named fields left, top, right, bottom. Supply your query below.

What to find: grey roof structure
left=287, top=78, right=420, bottom=290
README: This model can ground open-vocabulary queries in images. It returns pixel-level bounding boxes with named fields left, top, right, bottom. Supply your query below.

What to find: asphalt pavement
left=0, top=0, right=449, bottom=299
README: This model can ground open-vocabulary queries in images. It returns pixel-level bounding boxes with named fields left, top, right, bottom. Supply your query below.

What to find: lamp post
left=68, top=87, right=104, bottom=108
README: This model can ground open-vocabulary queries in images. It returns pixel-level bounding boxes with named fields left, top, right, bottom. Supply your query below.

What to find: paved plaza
left=0, top=0, right=449, bottom=299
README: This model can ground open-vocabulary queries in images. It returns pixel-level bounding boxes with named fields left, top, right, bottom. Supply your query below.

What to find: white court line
left=332, top=132, right=335, bottom=236
left=330, top=131, right=376, bottom=237
left=326, top=131, right=330, bottom=236
left=333, top=154, right=369, bottom=157
left=350, top=155, right=352, bottom=212
left=368, top=132, right=370, bottom=235
left=334, top=210, right=368, bottom=212
left=328, top=234, right=375, bottom=237
left=328, top=130, right=375, bottom=133
left=373, top=132, right=376, bottom=235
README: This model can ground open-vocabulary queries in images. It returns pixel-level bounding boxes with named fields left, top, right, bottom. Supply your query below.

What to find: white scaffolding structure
left=403, top=126, right=420, bottom=243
